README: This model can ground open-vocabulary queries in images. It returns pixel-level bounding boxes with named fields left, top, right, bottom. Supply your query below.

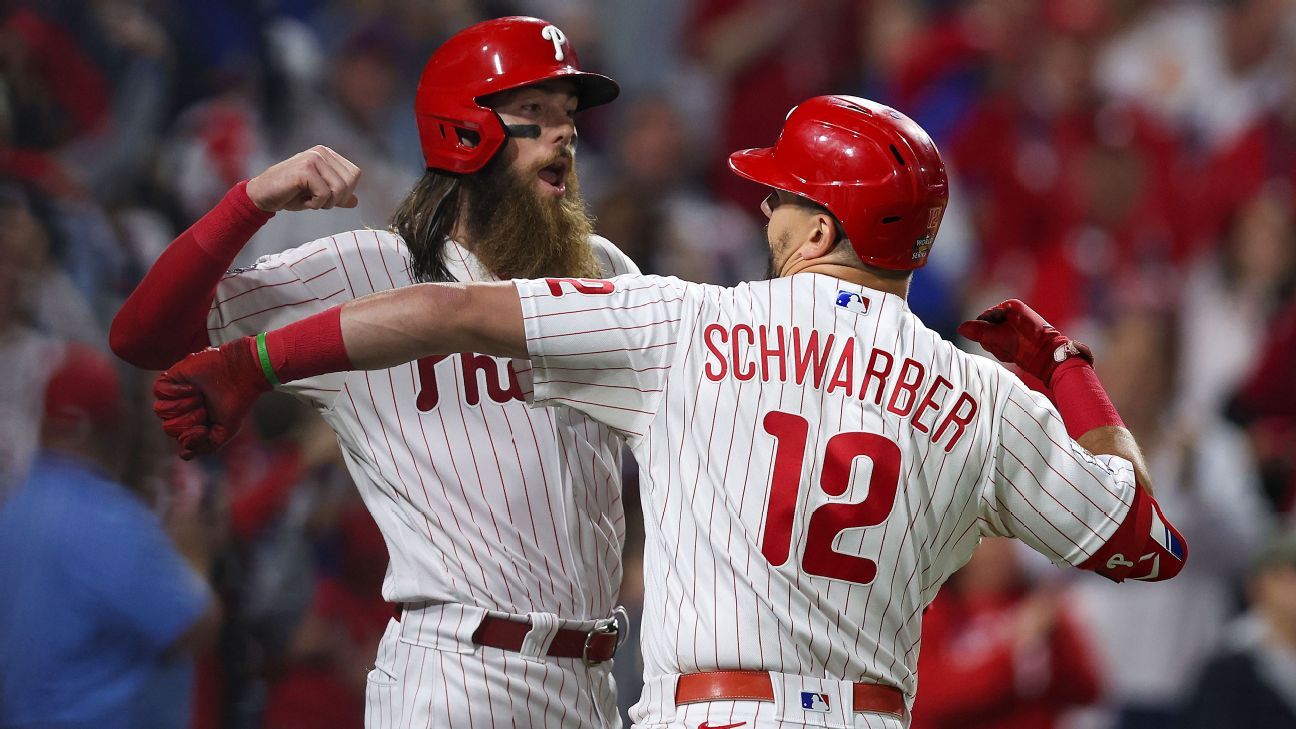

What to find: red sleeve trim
left=1078, top=488, right=1187, bottom=582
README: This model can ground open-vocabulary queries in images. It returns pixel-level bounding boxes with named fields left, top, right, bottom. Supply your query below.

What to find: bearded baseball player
left=113, top=16, right=638, bottom=729
left=151, top=96, right=1188, bottom=728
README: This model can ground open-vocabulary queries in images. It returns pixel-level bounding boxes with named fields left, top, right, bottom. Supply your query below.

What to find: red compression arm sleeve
left=1050, top=358, right=1124, bottom=439
left=111, top=182, right=273, bottom=370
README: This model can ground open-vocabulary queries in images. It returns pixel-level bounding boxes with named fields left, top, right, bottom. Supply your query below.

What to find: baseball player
left=112, top=16, right=637, bottom=729
left=152, top=96, right=1188, bottom=728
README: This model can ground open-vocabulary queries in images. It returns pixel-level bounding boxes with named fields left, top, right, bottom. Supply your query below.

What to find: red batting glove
left=153, top=337, right=272, bottom=459
left=957, top=299, right=1093, bottom=387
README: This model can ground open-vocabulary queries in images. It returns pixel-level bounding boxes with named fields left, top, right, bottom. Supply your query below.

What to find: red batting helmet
left=414, top=16, right=620, bottom=174
left=728, top=96, right=949, bottom=270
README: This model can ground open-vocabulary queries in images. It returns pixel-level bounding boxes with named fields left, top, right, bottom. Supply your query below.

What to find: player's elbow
left=407, top=283, right=474, bottom=349
left=419, top=282, right=526, bottom=359
left=109, top=311, right=169, bottom=370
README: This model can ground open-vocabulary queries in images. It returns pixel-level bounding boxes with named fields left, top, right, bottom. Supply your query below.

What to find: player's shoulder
left=581, top=272, right=715, bottom=320
left=245, top=228, right=406, bottom=266
left=667, top=275, right=810, bottom=316
left=587, top=234, right=642, bottom=277
left=322, top=228, right=410, bottom=271
left=224, top=228, right=411, bottom=296
left=931, top=321, right=1005, bottom=379
left=896, top=304, right=1017, bottom=394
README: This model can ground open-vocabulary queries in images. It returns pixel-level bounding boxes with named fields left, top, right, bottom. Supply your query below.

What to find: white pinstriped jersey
left=208, top=230, right=637, bottom=621
left=513, top=272, right=1138, bottom=714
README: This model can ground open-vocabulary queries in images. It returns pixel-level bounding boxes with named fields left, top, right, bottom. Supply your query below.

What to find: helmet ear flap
left=416, top=103, right=508, bottom=174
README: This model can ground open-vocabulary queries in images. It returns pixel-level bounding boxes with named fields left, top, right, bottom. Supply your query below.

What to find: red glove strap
left=263, top=306, right=353, bottom=384
left=1050, top=359, right=1124, bottom=439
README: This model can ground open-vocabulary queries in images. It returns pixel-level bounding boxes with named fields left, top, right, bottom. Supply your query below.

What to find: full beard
left=459, top=151, right=602, bottom=280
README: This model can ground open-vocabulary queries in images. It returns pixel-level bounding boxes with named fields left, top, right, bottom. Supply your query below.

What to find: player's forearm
left=1049, top=359, right=1155, bottom=495
left=339, top=282, right=527, bottom=369
left=241, top=281, right=526, bottom=388
left=111, top=181, right=272, bottom=369
left=1076, top=425, right=1154, bottom=496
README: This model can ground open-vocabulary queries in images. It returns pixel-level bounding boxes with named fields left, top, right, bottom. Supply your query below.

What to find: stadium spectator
left=1183, top=528, right=1296, bottom=728
left=0, top=344, right=220, bottom=729
left=911, top=538, right=1100, bottom=729
left=686, top=0, right=862, bottom=211
left=1178, top=183, right=1296, bottom=428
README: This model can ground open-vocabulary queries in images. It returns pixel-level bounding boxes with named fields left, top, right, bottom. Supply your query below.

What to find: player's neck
left=783, top=261, right=911, bottom=300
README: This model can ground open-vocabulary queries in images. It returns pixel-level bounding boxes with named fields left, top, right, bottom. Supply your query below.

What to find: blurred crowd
left=2, top=0, right=1296, bottom=728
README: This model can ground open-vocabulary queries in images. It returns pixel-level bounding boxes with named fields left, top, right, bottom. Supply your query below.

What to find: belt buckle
left=581, top=617, right=619, bottom=667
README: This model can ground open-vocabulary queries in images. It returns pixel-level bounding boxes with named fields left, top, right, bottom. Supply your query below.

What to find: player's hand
left=153, top=338, right=272, bottom=459
left=957, top=299, right=1093, bottom=386
left=246, top=146, right=362, bottom=212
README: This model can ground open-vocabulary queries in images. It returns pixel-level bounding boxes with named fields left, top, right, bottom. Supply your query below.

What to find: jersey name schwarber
left=702, top=322, right=979, bottom=454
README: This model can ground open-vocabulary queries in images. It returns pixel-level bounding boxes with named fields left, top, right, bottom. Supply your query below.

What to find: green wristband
left=255, top=332, right=281, bottom=387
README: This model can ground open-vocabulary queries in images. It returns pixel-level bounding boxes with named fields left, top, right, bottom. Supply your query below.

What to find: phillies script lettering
left=703, top=324, right=978, bottom=452
left=415, top=353, right=523, bottom=411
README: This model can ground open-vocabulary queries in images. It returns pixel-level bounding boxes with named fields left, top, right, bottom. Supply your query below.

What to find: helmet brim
left=474, top=70, right=620, bottom=111
left=728, top=147, right=805, bottom=196
left=567, top=71, right=620, bottom=110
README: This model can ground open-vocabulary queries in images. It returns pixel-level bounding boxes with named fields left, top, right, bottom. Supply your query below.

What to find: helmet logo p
left=541, top=25, right=567, bottom=61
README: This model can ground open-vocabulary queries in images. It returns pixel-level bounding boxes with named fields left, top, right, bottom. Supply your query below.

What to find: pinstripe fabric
left=209, top=231, right=636, bottom=727
left=365, top=605, right=619, bottom=729
left=515, top=272, right=1137, bottom=728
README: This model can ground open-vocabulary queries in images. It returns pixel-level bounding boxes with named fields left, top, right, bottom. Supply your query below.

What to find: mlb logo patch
left=835, top=290, right=870, bottom=314
left=800, top=691, right=831, bottom=713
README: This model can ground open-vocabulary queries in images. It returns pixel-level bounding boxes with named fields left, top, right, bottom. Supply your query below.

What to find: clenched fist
left=245, top=145, right=362, bottom=212
left=153, top=337, right=270, bottom=459
left=957, top=299, right=1092, bottom=387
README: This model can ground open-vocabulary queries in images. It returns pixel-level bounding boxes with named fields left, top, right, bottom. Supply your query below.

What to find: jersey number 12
left=760, top=410, right=901, bottom=585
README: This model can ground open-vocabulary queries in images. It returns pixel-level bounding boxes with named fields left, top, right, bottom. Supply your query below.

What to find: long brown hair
left=389, top=169, right=463, bottom=283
